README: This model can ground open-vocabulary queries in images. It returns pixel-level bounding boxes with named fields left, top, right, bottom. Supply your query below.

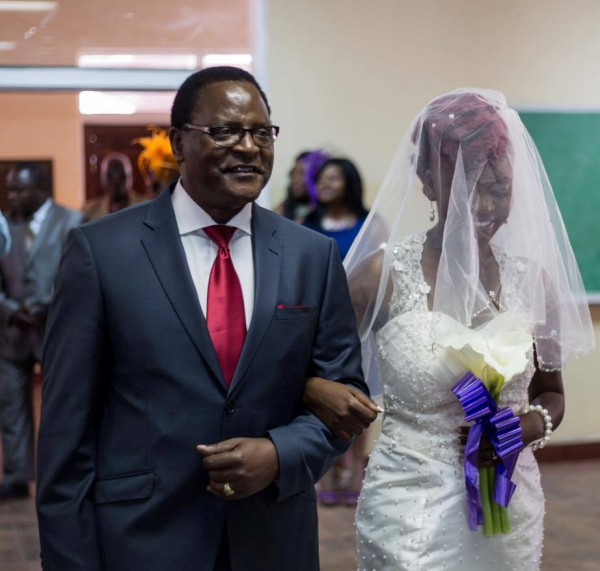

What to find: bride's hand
left=303, top=376, right=382, bottom=441
left=458, top=426, right=499, bottom=468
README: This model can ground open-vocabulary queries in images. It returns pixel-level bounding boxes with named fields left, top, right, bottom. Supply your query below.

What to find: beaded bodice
left=375, top=234, right=535, bottom=465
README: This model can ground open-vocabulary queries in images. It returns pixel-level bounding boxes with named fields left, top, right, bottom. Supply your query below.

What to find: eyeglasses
left=182, top=124, right=280, bottom=148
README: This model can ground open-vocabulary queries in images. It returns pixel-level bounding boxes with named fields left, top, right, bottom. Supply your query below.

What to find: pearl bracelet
left=522, top=404, right=553, bottom=450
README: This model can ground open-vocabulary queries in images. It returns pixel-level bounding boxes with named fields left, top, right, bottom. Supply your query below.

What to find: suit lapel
left=27, top=202, right=58, bottom=264
left=229, top=204, right=282, bottom=392
left=140, top=191, right=223, bottom=384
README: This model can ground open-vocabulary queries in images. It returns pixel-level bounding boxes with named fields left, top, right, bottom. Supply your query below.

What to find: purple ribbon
left=452, top=372, right=524, bottom=531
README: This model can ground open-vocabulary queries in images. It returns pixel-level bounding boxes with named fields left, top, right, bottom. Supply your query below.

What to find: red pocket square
left=277, top=304, right=309, bottom=309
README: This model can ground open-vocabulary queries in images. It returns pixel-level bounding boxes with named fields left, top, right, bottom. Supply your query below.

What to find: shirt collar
left=30, top=198, right=52, bottom=233
left=171, top=180, right=252, bottom=236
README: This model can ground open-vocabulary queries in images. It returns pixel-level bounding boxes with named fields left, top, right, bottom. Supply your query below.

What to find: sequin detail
left=356, top=234, right=544, bottom=570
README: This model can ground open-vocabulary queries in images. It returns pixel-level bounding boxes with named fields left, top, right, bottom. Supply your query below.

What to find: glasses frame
left=182, top=123, right=280, bottom=148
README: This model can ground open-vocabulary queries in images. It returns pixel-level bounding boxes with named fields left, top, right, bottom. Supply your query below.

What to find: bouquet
left=434, top=312, right=532, bottom=536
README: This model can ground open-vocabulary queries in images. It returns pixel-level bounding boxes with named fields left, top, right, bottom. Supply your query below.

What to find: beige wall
left=268, top=0, right=600, bottom=442
left=268, top=0, right=600, bottom=204
left=0, top=93, right=82, bottom=210
left=0, top=1, right=598, bottom=442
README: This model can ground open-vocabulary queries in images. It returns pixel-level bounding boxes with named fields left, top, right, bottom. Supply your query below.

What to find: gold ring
left=223, top=482, right=235, bottom=497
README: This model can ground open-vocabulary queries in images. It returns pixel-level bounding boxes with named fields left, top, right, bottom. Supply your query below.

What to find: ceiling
left=0, top=0, right=251, bottom=66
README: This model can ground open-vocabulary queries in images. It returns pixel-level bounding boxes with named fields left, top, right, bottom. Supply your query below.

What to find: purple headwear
left=300, top=150, right=331, bottom=206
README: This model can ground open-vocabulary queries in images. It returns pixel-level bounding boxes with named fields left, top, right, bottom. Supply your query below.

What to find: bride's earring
left=429, top=201, right=436, bottom=222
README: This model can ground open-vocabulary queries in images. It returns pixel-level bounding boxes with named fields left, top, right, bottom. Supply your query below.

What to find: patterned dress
left=356, top=234, right=544, bottom=570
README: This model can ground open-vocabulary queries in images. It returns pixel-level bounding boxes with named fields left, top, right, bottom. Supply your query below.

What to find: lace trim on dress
left=388, top=233, right=430, bottom=319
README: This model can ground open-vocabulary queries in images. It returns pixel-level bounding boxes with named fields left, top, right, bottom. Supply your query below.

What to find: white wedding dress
left=356, top=234, right=544, bottom=571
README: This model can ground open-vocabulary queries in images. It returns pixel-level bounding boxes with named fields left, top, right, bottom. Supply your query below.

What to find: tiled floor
left=318, top=459, right=600, bottom=571
left=0, top=460, right=598, bottom=570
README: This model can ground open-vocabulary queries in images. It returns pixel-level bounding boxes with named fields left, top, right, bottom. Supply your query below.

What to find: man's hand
left=303, top=377, right=382, bottom=441
left=196, top=437, right=279, bottom=501
left=9, top=306, right=38, bottom=329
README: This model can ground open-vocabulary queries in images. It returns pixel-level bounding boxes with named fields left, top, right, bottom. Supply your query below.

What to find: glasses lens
left=210, top=127, right=238, bottom=146
left=209, top=127, right=278, bottom=147
left=252, top=128, right=272, bottom=147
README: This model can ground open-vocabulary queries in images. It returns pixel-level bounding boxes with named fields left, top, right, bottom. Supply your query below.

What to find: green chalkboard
left=519, top=111, right=600, bottom=296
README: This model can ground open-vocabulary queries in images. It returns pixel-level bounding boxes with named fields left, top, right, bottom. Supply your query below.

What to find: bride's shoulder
left=388, top=233, right=427, bottom=283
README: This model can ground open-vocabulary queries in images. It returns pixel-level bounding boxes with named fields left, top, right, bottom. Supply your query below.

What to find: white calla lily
left=434, top=312, right=532, bottom=398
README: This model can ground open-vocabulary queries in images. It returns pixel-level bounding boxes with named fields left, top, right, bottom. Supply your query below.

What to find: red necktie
left=204, top=225, right=247, bottom=386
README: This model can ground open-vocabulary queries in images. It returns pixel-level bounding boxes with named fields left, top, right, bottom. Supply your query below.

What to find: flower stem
left=489, top=469, right=502, bottom=534
left=500, top=506, right=512, bottom=534
left=479, top=467, right=494, bottom=536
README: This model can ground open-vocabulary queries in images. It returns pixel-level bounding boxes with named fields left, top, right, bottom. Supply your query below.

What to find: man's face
left=103, top=159, right=129, bottom=199
left=6, top=167, right=47, bottom=221
left=170, top=81, right=274, bottom=221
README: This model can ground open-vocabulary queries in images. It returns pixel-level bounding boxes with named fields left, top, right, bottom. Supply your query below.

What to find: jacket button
left=225, top=402, right=236, bottom=414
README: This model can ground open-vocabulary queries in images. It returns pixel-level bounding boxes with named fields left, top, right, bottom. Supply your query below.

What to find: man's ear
left=169, top=127, right=185, bottom=163
left=422, top=169, right=437, bottom=201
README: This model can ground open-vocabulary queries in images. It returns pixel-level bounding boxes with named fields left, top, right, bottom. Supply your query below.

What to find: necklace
left=472, top=287, right=508, bottom=319
left=321, top=214, right=357, bottom=231
left=487, top=288, right=505, bottom=309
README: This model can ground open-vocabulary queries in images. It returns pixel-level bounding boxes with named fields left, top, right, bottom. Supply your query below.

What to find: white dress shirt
left=29, top=198, right=52, bottom=237
left=0, top=211, right=10, bottom=257
left=171, top=181, right=255, bottom=327
left=25, top=197, right=52, bottom=251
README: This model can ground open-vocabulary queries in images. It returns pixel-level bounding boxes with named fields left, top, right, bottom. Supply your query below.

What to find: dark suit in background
left=37, top=67, right=367, bottom=570
left=0, top=162, right=82, bottom=499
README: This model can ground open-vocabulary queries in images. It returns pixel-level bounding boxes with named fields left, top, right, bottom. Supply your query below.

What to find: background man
left=82, top=151, right=148, bottom=221
left=0, top=161, right=82, bottom=501
left=37, top=66, right=372, bottom=570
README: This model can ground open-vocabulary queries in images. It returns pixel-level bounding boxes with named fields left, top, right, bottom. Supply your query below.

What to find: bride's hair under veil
left=344, top=88, right=594, bottom=394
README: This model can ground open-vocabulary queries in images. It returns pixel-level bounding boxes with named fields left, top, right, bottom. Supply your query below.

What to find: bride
left=304, top=89, right=594, bottom=570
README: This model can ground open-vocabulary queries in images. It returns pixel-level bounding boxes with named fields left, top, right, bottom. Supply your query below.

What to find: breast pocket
left=276, top=305, right=318, bottom=320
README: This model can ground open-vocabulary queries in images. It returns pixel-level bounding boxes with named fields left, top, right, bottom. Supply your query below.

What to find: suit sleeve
left=267, top=238, right=368, bottom=500
left=36, top=227, right=104, bottom=571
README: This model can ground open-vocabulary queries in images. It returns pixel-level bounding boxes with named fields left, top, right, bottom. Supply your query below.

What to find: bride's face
left=470, top=154, right=512, bottom=245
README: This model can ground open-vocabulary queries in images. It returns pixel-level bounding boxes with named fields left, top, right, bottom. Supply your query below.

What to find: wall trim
left=535, top=441, right=600, bottom=462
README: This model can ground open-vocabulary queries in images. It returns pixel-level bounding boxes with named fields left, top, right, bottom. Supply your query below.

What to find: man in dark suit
left=36, top=67, right=372, bottom=570
left=0, top=162, right=82, bottom=501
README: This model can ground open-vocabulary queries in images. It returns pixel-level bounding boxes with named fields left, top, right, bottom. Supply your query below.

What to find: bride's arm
left=349, top=249, right=392, bottom=333
left=521, top=349, right=564, bottom=447
left=303, top=251, right=388, bottom=441
left=303, top=377, right=382, bottom=441
left=521, top=273, right=564, bottom=449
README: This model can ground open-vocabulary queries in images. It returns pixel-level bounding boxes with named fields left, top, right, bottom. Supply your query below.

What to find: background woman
left=303, top=157, right=369, bottom=260
left=274, top=150, right=329, bottom=224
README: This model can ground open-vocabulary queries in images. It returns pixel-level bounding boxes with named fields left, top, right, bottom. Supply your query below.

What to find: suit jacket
left=37, top=189, right=366, bottom=571
left=0, top=202, right=83, bottom=362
